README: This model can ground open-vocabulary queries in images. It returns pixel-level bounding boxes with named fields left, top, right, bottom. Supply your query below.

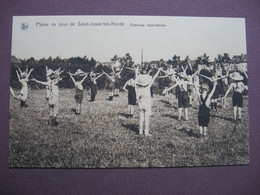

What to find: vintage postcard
left=9, top=16, right=249, bottom=168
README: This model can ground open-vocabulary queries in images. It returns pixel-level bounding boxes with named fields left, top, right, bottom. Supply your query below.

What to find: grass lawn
left=9, top=89, right=249, bottom=168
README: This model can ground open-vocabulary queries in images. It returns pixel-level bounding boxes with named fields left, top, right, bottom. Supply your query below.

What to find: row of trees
left=10, top=52, right=243, bottom=91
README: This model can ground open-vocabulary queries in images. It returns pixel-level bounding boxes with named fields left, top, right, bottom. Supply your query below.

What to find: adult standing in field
left=222, top=72, right=248, bottom=122
left=195, top=81, right=217, bottom=137
left=89, top=71, right=105, bottom=102
left=135, top=67, right=162, bottom=136
left=32, top=72, right=63, bottom=126
left=16, top=66, right=33, bottom=108
left=123, top=77, right=136, bottom=117
left=68, top=69, right=88, bottom=115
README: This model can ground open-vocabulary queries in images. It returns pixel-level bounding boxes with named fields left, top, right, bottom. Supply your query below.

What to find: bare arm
left=123, top=81, right=128, bottom=92
left=223, top=83, right=234, bottom=99
left=16, top=71, right=21, bottom=83
left=10, top=87, right=17, bottom=98
left=31, top=78, right=48, bottom=86
left=208, top=81, right=217, bottom=100
left=79, top=74, right=89, bottom=84
left=148, top=68, right=162, bottom=87
left=198, top=74, right=212, bottom=81
left=162, top=83, right=178, bottom=94
left=26, top=68, right=33, bottom=80
left=17, top=66, right=22, bottom=75
left=69, top=73, right=76, bottom=84
left=94, top=72, right=105, bottom=81
left=103, top=72, right=112, bottom=80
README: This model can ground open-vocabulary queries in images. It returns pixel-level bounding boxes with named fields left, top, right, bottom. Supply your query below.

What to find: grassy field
left=9, top=89, right=249, bottom=168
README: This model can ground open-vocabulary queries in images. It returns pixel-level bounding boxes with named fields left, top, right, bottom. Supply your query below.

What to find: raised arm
left=148, top=68, right=162, bottom=87
left=208, top=81, right=217, bottom=100
left=17, top=66, right=22, bottom=75
left=162, top=82, right=178, bottom=94
left=198, top=74, right=212, bottom=81
left=223, top=83, right=234, bottom=99
left=16, top=70, right=21, bottom=83
left=26, top=68, right=33, bottom=80
left=103, top=71, right=113, bottom=80
left=31, top=78, right=48, bottom=86
left=79, top=74, right=89, bottom=84
left=69, top=73, right=76, bottom=84
left=187, top=60, right=193, bottom=71
left=94, top=72, right=105, bottom=81
left=26, top=65, right=28, bottom=74
left=58, top=69, right=65, bottom=76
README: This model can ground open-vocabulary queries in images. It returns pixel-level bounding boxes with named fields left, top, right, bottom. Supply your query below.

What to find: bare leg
left=178, top=108, right=183, bottom=120
left=233, top=106, right=238, bottom=120
left=203, top=127, right=208, bottom=136
left=184, top=108, right=189, bottom=120
left=139, top=111, right=144, bottom=135
left=144, top=112, right=151, bottom=136
left=238, top=107, right=242, bottom=120
left=199, top=126, right=203, bottom=135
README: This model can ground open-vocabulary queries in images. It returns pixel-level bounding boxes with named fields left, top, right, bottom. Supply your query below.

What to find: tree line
left=10, top=52, right=245, bottom=92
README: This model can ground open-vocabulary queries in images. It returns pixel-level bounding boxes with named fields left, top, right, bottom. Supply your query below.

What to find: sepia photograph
left=9, top=15, right=249, bottom=168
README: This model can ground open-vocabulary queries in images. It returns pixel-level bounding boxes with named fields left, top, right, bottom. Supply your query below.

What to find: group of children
left=11, top=61, right=248, bottom=138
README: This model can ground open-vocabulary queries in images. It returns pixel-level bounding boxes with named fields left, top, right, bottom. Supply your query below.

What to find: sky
left=12, top=16, right=247, bottom=63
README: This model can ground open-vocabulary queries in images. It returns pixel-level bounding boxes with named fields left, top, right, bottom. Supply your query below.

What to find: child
left=69, top=69, right=88, bottom=115
left=45, top=66, right=64, bottom=100
left=16, top=66, right=33, bottom=108
left=163, top=72, right=198, bottom=121
left=195, top=81, right=217, bottom=137
left=104, top=65, right=124, bottom=99
left=135, top=68, right=162, bottom=136
left=32, top=72, right=62, bottom=126
left=89, top=71, right=105, bottom=102
left=222, top=72, right=248, bottom=122
left=123, top=77, right=136, bottom=117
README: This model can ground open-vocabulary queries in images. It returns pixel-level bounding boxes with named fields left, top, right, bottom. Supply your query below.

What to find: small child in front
left=135, top=68, right=161, bottom=136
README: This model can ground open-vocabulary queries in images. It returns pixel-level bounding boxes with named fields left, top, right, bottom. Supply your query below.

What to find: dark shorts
left=178, top=91, right=189, bottom=108
left=128, top=96, right=136, bottom=105
left=75, top=93, right=83, bottom=104
left=232, top=92, right=243, bottom=107
left=198, top=106, right=210, bottom=127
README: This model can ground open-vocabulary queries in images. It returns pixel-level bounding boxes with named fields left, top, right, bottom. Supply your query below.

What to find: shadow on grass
left=213, top=114, right=233, bottom=122
left=121, top=123, right=139, bottom=134
left=120, top=113, right=130, bottom=118
left=161, top=114, right=179, bottom=120
left=159, top=100, right=177, bottom=109
left=177, top=127, right=200, bottom=138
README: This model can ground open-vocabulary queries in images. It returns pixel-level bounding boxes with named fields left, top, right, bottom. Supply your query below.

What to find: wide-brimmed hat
left=75, top=69, right=85, bottom=76
left=46, top=69, right=54, bottom=77
left=135, top=74, right=152, bottom=87
left=201, top=83, right=209, bottom=91
left=229, top=72, right=243, bottom=81
left=20, top=72, right=27, bottom=78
